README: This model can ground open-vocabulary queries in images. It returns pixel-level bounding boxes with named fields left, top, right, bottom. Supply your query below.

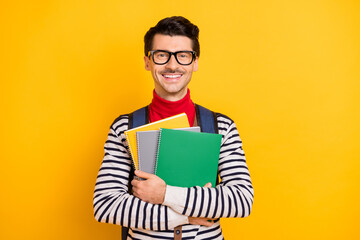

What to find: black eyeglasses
left=148, top=50, right=196, bottom=65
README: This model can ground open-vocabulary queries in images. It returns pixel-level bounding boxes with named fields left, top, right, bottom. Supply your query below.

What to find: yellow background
left=1, top=0, right=359, bottom=239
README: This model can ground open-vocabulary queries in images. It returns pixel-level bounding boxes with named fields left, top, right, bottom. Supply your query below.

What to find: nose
left=165, top=54, right=179, bottom=69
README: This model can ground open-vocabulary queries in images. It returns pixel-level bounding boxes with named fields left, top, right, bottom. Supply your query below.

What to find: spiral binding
left=136, top=132, right=142, bottom=171
left=125, top=132, right=137, bottom=170
left=154, top=128, right=163, bottom=175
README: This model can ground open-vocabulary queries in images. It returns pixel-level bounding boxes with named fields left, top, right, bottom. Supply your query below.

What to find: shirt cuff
left=167, top=207, right=189, bottom=229
left=163, top=185, right=187, bottom=214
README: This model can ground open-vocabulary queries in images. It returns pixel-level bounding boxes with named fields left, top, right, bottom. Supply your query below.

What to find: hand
left=203, top=182, right=212, bottom=188
left=131, top=170, right=166, bottom=204
left=188, top=182, right=214, bottom=227
left=188, top=217, right=215, bottom=227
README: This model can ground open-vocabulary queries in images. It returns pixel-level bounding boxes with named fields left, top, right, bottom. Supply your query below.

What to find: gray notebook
left=136, top=127, right=200, bottom=174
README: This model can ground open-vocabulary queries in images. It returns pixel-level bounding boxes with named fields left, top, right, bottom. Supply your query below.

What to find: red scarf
left=149, top=89, right=195, bottom=126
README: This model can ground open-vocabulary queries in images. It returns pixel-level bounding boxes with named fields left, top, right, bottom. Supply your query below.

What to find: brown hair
left=144, top=16, right=200, bottom=57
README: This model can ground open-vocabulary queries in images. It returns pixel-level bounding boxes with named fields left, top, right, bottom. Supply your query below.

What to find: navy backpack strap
left=122, top=106, right=149, bottom=240
left=128, top=106, right=149, bottom=129
left=195, top=104, right=218, bottom=134
left=121, top=226, right=128, bottom=240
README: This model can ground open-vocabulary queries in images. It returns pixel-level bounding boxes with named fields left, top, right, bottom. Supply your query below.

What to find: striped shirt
left=93, top=112, right=254, bottom=239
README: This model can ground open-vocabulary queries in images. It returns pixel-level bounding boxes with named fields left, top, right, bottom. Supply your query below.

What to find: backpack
left=122, top=104, right=218, bottom=240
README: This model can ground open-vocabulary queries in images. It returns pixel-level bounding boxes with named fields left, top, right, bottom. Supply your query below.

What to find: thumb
left=135, top=170, right=153, bottom=179
left=203, top=182, right=212, bottom=188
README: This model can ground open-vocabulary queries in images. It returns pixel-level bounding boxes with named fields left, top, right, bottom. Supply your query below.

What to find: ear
left=193, top=57, right=199, bottom=72
left=144, top=56, right=151, bottom=71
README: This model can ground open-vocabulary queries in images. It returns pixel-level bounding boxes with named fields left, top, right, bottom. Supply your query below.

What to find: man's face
left=144, top=34, right=198, bottom=101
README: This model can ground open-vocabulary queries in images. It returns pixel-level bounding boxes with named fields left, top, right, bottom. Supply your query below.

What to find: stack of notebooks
left=125, top=113, right=222, bottom=188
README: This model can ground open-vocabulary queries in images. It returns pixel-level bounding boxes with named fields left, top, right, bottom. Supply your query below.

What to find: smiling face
left=144, top=34, right=198, bottom=101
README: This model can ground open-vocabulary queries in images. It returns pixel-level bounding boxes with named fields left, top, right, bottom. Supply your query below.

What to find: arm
left=93, top=116, right=188, bottom=230
left=131, top=171, right=215, bottom=227
left=162, top=115, right=254, bottom=218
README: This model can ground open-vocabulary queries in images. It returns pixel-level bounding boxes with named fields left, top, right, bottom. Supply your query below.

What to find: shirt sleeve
left=93, top=116, right=188, bottom=230
left=162, top=114, right=254, bottom=219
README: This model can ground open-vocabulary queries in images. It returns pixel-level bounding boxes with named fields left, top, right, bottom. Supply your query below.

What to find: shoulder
left=197, top=105, right=234, bottom=127
left=110, top=114, right=129, bottom=136
left=109, top=105, right=148, bottom=135
left=216, top=113, right=234, bottom=126
left=215, top=112, right=237, bottom=136
left=196, top=104, right=236, bottom=134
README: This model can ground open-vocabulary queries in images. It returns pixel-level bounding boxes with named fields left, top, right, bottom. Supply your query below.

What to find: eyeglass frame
left=148, top=50, right=197, bottom=66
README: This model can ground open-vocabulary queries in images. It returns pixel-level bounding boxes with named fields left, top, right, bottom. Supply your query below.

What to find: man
left=93, top=16, right=253, bottom=239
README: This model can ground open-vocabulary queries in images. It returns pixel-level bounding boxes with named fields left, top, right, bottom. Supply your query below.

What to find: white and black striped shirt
left=94, top=112, right=254, bottom=239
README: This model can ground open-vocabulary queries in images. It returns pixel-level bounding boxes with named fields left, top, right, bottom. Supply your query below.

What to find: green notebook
left=155, top=128, right=222, bottom=188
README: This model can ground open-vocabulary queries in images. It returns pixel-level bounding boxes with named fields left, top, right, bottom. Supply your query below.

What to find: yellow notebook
left=125, top=113, right=189, bottom=170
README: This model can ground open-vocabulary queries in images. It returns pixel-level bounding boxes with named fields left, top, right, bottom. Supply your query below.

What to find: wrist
left=163, top=185, right=187, bottom=209
left=160, top=183, right=166, bottom=204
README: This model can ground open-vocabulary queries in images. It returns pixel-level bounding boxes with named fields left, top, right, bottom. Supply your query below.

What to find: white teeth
left=163, top=75, right=181, bottom=78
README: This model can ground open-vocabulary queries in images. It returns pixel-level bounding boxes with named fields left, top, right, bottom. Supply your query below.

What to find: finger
left=188, top=217, right=214, bottom=227
left=131, top=179, right=139, bottom=187
left=135, top=170, right=154, bottom=179
left=203, top=182, right=212, bottom=188
left=131, top=185, right=138, bottom=194
left=204, top=220, right=214, bottom=227
left=200, top=217, right=215, bottom=221
left=132, top=191, right=139, bottom=198
left=199, top=219, right=213, bottom=227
